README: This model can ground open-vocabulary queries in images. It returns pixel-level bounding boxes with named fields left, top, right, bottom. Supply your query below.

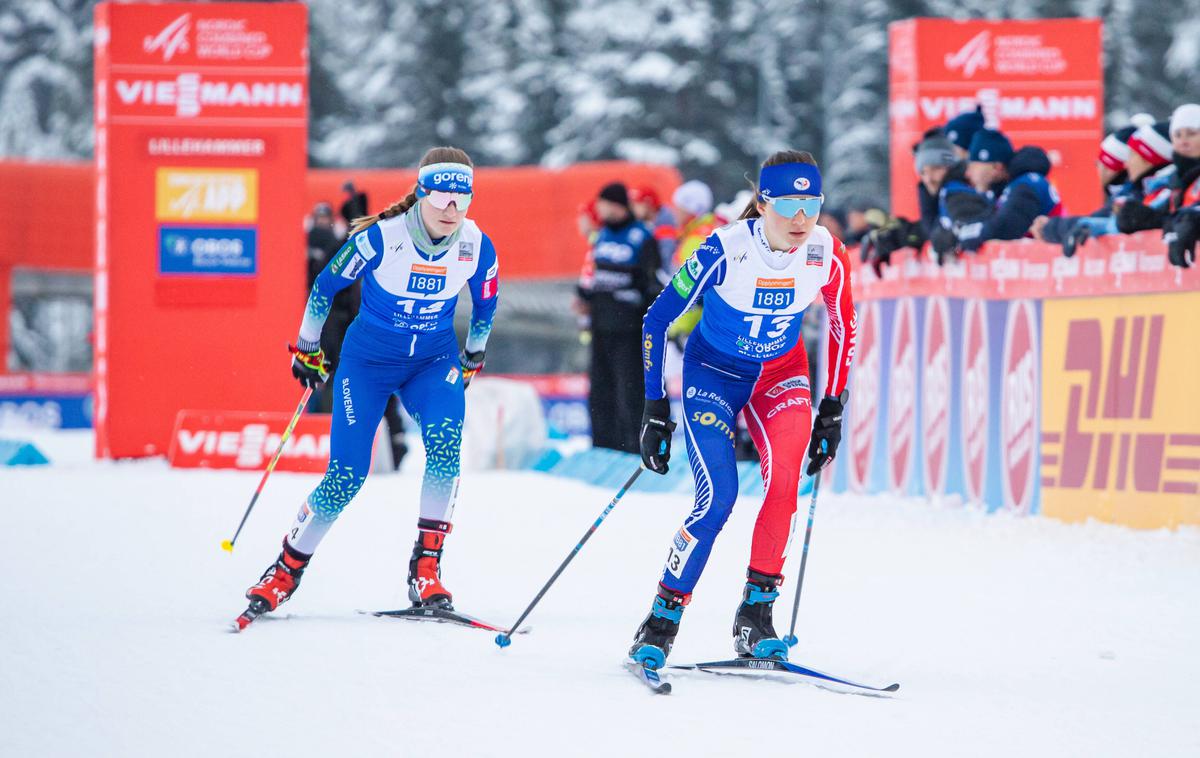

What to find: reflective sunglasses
left=761, top=193, right=823, bottom=219
left=422, top=188, right=473, bottom=211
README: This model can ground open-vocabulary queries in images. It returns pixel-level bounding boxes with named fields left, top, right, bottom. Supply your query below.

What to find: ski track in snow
left=2, top=432, right=1199, bottom=757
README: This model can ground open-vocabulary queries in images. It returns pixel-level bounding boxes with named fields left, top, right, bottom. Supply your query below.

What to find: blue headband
left=758, top=162, right=822, bottom=199
left=418, top=162, right=473, bottom=194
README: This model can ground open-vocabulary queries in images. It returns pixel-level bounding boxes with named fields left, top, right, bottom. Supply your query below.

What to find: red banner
left=94, top=3, right=308, bottom=459
left=852, top=232, right=1200, bottom=302
left=889, top=18, right=1103, bottom=219
left=168, top=410, right=331, bottom=473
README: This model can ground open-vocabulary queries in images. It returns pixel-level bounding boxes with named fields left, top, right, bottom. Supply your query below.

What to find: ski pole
left=220, top=385, right=314, bottom=553
left=495, top=466, right=644, bottom=647
left=783, top=469, right=821, bottom=647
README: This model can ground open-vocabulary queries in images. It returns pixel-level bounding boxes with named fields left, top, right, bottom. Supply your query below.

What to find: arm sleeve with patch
left=465, top=234, right=500, bottom=353
left=297, top=224, right=384, bottom=351
left=642, top=235, right=727, bottom=400
left=821, top=238, right=857, bottom=399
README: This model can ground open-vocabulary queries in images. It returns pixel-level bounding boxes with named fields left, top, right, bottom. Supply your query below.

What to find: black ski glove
left=289, top=343, right=331, bottom=389
left=1166, top=211, right=1199, bottom=269
left=1061, top=220, right=1092, bottom=259
left=460, top=349, right=485, bottom=388
left=639, top=398, right=677, bottom=474
left=806, top=393, right=846, bottom=476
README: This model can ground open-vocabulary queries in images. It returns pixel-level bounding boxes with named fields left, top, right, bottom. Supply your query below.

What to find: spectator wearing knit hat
left=1117, top=120, right=1181, bottom=234
left=944, top=105, right=986, bottom=160
left=861, top=132, right=965, bottom=273
left=938, top=128, right=1062, bottom=255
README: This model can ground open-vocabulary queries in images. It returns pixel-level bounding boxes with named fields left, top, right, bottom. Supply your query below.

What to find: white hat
left=1171, top=103, right=1200, bottom=136
left=672, top=180, right=714, bottom=217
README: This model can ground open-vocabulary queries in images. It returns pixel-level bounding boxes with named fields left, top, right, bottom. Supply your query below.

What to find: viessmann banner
left=889, top=18, right=1103, bottom=220
left=94, top=3, right=307, bottom=459
left=829, top=234, right=1200, bottom=530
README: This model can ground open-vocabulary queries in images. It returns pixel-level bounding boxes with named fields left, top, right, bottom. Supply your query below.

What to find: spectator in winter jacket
left=945, top=125, right=1060, bottom=253
left=1114, top=120, right=1178, bottom=235
left=1034, top=117, right=1165, bottom=257
left=576, top=182, right=664, bottom=453
left=861, top=132, right=962, bottom=274
left=943, top=105, right=986, bottom=160
left=1163, top=103, right=1200, bottom=267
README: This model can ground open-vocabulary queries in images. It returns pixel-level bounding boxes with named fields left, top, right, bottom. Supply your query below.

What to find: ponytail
left=346, top=145, right=474, bottom=236
left=738, top=150, right=819, bottom=220
left=349, top=188, right=417, bottom=235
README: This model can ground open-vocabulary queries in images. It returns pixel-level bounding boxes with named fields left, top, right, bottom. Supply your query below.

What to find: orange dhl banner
left=1041, top=292, right=1200, bottom=529
left=168, top=410, right=332, bottom=473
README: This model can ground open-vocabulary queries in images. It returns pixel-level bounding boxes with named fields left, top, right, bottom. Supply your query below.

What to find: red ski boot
left=408, top=519, right=453, bottom=609
left=234, top=540, right=311, bottom=631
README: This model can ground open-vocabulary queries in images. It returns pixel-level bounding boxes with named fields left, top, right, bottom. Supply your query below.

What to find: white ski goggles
left=420, top=188, right=473, bottom=211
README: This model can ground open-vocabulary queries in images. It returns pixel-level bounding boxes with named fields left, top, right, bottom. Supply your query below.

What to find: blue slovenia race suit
left=284, top=208, right=498, bottom=553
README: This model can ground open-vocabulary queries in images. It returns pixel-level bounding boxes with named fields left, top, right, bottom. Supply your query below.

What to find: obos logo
left=793, top=177, right=811, bottom=192
left=848, top=301, right=880, bottom=492
left=921, top=297, right=952, bottom=496
left=960, top=299, right=989, bottom=503
left=1001, top=300, right=1039, bottom=514
left=887, top=298, right=917, bottom=492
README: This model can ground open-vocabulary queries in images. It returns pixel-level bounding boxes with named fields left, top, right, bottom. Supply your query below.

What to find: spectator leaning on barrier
left=1114, top=120, right=1178, bottom=235
left=575, top=182, right=663, bottom=453
left=1163, top=103, right=1200, bottom=267
left=935, top=128, right=1062, bottom=258
left=1034, top=117, right=1163, bottom=257
left=861, top=131, right=963, bottom=274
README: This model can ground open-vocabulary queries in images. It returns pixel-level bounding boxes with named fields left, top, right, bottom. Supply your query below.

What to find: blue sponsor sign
left=159, top=226, right=257, bottom=275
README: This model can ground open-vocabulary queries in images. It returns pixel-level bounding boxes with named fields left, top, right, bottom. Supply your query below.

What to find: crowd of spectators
left=858, top=101, right=1200, bottom=273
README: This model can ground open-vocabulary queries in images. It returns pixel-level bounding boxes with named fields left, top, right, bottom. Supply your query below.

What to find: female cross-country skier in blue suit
left=630, top=150, right=857, bottom=668
left=239, top=146, right=499, bottom=625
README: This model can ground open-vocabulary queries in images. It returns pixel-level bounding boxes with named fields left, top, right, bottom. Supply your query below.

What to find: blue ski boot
left=733, top=569, right=788, bottom=660
left=629, top=584, right=691, bottom=670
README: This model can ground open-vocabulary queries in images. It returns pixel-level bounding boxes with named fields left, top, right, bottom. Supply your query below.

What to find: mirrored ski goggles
left=760, top=193, right=824, bottom=219
left=420, top=188, right=473, bottom=211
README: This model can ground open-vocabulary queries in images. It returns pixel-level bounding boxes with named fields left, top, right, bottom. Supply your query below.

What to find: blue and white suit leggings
left=284, top=338, right=465, bottom=555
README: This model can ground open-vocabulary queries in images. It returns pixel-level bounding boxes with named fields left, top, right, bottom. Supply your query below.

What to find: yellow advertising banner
left=1041, top=292, right=1200, bottom=528
left=155, top=167, right=259, bottom=222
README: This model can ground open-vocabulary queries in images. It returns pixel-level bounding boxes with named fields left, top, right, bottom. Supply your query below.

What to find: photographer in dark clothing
left=575, top=182, right=664, bottom=453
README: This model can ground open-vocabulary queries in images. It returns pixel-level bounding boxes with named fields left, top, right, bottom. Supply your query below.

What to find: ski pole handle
left=221, top=385, right=314, bottom=553
left=495, top=466, right=644, bottom=647
left=783, top=470, right=821, bottom=647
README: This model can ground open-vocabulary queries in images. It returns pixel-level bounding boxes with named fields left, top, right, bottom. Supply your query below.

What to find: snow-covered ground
left=3, top=431, right=1199, bottom=757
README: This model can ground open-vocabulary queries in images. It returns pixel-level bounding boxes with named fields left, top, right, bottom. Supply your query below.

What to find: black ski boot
left=629, top=583, right=691, bottom=670
left=733, top=568, right=788, bottom=660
